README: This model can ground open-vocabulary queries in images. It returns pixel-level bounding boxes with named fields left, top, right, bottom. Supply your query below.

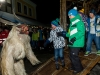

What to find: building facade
left=0, top=0, right=48, bottom=27
left=1, top=0, right=37, bottom=19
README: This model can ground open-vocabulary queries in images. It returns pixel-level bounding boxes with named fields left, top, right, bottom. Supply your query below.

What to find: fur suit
left=0, top=25, right=40, bottom=75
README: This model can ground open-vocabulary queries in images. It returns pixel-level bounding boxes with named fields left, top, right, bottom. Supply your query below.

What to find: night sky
left=31, top=0, right=100, bottom=25
left=31, top=0, right=60, bottom=24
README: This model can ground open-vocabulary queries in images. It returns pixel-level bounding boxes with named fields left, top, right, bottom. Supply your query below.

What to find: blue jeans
left=32, top=40, right=38, bottom=48
left=54, top=48, right=64, bottom=63
left=86, top=34, right=100, bottom=52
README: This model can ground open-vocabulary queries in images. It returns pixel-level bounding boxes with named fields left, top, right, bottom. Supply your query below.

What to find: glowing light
left=0, top=0, right=5, bottom=3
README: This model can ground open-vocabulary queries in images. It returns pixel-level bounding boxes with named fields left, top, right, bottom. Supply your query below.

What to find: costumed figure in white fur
left=0, top=24, right=40, bottom=75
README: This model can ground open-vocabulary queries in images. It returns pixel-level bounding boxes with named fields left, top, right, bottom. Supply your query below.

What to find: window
left=17, top=2, right=21, bottom=13
left=7, top=6, right=12, bottom=13
left=29, top=8, right=32, bottom=16
left=1, top=4, right=6, bottom=11
left=7, top=0, right=11, bottom=4
left=24, top=5, right=27, bottom=15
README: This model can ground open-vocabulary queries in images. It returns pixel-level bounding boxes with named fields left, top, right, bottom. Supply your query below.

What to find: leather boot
left=61, top=59, right=65, bottom=68
left=55, top=64, right=59, bottom=70
left=62, top=62, right=65, bottom=68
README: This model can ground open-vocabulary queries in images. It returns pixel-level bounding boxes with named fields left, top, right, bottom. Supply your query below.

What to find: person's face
left=51, top=24, right=56, bottom=30
left=89, top=13, right=95, bottom=19
left=68, top=15, right=75, bottom=19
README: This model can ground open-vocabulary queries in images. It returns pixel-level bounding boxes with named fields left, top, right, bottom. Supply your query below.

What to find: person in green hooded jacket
left=57, top=8, right=85, bottom=74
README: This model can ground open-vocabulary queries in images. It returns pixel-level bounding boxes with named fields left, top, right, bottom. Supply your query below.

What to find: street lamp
left=0, top=0, right=5, bottom=8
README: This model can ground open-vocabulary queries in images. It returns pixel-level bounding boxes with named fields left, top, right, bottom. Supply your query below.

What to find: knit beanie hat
left=68, top=9, right=78, bottom=16
left=51, top=20, right=59, bottom=26
left=79, top=8, right=84, bottom=13
left=73, top=6, right=77, bottom=10
left=89, top=9, right=96, bottom=15
left=56, top=18, right=60, bottom=23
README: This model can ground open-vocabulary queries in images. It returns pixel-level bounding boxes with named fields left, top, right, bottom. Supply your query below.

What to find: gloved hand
left=57, top=32, right=63, bottom=36
left=69, top=37, right=76, bottom=45
left=56, top=31, right=66, bottom=37
left=44, top=40, right=50, bottom=47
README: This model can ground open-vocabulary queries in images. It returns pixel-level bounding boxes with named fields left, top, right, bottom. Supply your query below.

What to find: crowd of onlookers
left=29, top=26, right=54, bottom=51
left=0, top=25, right=54, bottom=52
left=0, top=26, right=10, bottom=51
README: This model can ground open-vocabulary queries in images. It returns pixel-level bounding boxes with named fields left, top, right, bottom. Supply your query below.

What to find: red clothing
left=0, top=30, right=9, bottom=45
left=0, top=33, right=2, bottom=44
left=1, top=30, right=9, bottom=39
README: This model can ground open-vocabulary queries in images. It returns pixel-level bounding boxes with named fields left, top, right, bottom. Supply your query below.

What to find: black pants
left=69, top=47, right=83, bottom=71
left=0, top=45, right=2, bottom=52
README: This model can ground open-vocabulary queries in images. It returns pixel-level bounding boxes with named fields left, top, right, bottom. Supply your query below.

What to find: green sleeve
left=74, top=22, right=85, bottom=39
left=66, top=33, right=70, bottom=37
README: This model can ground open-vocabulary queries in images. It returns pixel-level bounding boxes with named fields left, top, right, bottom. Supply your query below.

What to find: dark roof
left=0, top=11, right=45, bottom=26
